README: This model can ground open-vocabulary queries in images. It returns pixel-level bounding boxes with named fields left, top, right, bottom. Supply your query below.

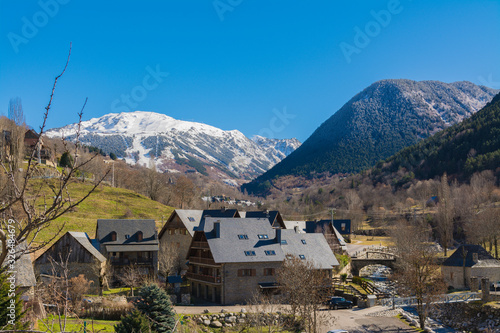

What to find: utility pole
left=112, top=161, right=115, bottom=187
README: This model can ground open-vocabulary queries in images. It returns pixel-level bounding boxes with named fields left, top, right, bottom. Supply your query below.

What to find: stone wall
left=223, top=262, right=281, bottom=304
left=159, top=216, right=193, bottom=271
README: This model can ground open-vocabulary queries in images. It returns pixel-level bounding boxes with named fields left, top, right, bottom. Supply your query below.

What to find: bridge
left=350, top=250, right=397, bottom=276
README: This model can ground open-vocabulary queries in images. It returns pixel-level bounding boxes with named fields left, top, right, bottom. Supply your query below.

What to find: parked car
left=326, top=296, right=353, bottom=310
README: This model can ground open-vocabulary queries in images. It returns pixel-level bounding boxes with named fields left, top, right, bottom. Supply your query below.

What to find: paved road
left=320, top=306, right=418, bottom=333
left=174, top=305, right=417, bottom=332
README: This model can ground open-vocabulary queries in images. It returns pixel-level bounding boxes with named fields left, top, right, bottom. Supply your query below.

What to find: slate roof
left=201, top=217, right=339, bottom=269
left=283, top=221, right=307, bottom=232
left=159, top=209, right=240, bottom=239
left=245, top=211, right=283, bottom=227
left=442, top=245, right=496, bottom=267
left=96, top=219, right=158, bottom=250
left=1, top=242, right=36, bottom=288
left=68, top=232, right=106, bottom=262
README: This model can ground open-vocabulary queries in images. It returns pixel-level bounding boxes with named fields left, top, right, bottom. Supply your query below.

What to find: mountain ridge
left=46, top=111, right=301, bottom=182
left=242, top=79, right=499, bottom=195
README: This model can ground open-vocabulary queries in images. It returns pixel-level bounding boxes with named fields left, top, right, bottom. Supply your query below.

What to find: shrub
left=115, top=309, right=151, bottom=333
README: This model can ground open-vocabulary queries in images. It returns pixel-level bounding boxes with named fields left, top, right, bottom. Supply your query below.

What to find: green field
left=32, top=181, right=174, bottom=248
left=38, top=316, right=118, bottom=332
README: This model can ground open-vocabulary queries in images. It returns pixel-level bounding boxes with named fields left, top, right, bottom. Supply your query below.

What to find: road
left=174, top=305, right=417, bottom=332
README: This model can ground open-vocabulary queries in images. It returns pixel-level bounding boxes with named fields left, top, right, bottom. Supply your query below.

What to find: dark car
left=327, top=297, right=353, bottom=310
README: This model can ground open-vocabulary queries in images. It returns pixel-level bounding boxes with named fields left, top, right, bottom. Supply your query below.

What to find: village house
left=186, top=217, right=338, bottom=305
left=442, top=244, right=500, bottom=289
left=95, top=219, right=159, bottom=281
left=34, top=231, right=106, bottom=293
left=158, top=209, right=240, bottom=274
left=2, top=242, right=37, bottom=299
left=241, top=210, right=286, bottom=228
left=24, top=129, right=52, bottom=164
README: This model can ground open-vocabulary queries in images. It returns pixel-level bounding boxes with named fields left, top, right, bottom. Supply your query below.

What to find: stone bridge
left=350, top=251, right=397, bottom=276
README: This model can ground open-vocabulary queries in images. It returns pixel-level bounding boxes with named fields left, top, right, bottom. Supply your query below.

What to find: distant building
left=186, top=217, right=338, bottom=304
left=283, top=219, right=348, bottom=253
left=442, top=244, right=500, bottom=289
left=95, top=219, right=159, bottom=281
left=34, top=232, right=106, bottom=293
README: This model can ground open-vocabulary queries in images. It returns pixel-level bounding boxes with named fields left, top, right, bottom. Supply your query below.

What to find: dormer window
left=110, top=231, right=117, bottom=241
left=125, top=234, right=130, bottom=239
left=137, top=231, right=143, bottom=241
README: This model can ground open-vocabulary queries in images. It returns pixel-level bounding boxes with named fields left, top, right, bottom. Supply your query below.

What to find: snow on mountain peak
left=46, top=111, right=301, bottom=180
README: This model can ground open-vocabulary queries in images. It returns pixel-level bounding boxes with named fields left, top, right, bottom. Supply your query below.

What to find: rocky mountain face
left=46, top=111, right=301, bottom=181
left=243, top=80, right=499, bottom=195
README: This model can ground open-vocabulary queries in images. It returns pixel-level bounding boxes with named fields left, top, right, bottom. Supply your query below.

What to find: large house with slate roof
left=283, top=220, right=348, bottom=253
left=95, top=219, right=159, bottom=279
left=186, top=217, right=338, bottom=304
left=442, top=244, right=500, bottom=289
left=158, top=209, right=240, bottom=273
left=34, top=231, right=106, bottom=293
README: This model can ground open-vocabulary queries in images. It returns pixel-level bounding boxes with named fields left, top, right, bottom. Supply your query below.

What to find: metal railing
left=379, top=292, right=481, bottom=307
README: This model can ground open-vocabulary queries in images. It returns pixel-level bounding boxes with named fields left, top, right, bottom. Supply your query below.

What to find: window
left=286, top=254, right=294, bottom=260
left=299, top=255, right=306, bottom=259
left=238, top=269, right=255, bottom=277
left=265, top=250, right=276, bottom=256
left=263, top=268, right=275, bottom=276
left=112, top=252, right=116, bottom=256
left=188, top=217, right=195, bottom=222
left=301, top=239, right=307, bottom=244
left=168, top=229, right=174, bottom=235
left=281, top=240, right=288, bottom=245
left=125, top=234, right=130, bottom=239
left=244, top=251, right=256, bottom=256
left=341, top=223, right=346, bottom=231
left=238, top=234, right=249, bottom=240
left=258, top=234, right=269, bottom=239
left=110, top=231, right=117, bottom=241
left=137, top=231, right=143, bottom=241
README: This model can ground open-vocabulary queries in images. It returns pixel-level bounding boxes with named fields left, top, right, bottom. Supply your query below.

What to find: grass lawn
left=350, top=235, right=393, bottom=247
left=38, top=316, right=118, bottom=332
left=30, top=180, right=174, bottom=253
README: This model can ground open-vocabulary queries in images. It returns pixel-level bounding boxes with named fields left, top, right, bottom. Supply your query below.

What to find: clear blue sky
left=1, top=0, right=499, bottom=141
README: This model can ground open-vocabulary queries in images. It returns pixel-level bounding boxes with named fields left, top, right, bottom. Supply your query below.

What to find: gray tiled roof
left=443, top=245, right=495, bottom=267
left=174, top=210, right=203, bottom=236
left=106, top=244, right=159, bottom=252
left=201, top=217, right=339, bottom=269
left=283, top=221, right=307, bottom=232
left=68, top=232, right=106, bottom=262
left=96, top=219, right=158, bottom=246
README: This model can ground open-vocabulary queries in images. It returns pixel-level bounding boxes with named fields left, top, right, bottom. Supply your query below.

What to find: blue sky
left=1, top=0, right=499, bottom=142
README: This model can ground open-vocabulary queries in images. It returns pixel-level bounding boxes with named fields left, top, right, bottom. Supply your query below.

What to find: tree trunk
left=495, top=235, right=498, bottom=259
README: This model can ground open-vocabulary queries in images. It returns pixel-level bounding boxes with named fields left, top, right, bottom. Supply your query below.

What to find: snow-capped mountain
left=46, top=111, right=301, bottom=180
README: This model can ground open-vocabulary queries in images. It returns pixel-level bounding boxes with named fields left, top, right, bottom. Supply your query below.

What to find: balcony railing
left=111, top=258, right=154, bottom=266
left=189, top=256, right=217, bottom=265
left=191, top=241, right=210, bottom=249
left=186, top=272, right=221, bottom=284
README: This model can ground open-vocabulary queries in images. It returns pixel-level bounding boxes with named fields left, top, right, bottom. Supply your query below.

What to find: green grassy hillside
left=34, top=182, right=175, bottom=247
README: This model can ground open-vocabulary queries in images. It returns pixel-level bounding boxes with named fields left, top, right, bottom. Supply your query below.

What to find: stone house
left=95, top=219, right=159, bottom=281
left=442, top=244, right=500, bottom=289
left=158, top=209, right=240, bottom=274
left=2, top=242, right=37, bottom=299
left=186, top=217, right=338, bottom=305
left=34, top=232, right=106, bottom=293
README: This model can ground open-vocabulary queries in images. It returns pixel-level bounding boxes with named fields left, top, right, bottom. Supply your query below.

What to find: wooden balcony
left=191, top=241, right=210, bottom=249
left=186, top=272, right=221, bottom=284
left=189, top=256, right=217, bottom=266
left=111, top=258, right=154, bottom=266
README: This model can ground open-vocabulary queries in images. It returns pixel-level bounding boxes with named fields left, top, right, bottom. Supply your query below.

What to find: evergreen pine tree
left=136, top=284, right=176, bottom=333
left=114, top=309, right=151, bottom=333
left=59, top=151, right=73, bottom=168
left=0, top=269, right=28, bottom=330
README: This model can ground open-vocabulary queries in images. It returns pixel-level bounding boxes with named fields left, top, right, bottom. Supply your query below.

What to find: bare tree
left=276, top=256, right=334, bottom=333
left=0, top=45, right=110, bottom=266
left=391, top=221, right=446, bottom=330
left=173, top=176, right=195, bottom=209
left=345, top=190, right=363, bottom=233
left=159, top=242, right=182, bottom=278
left=119, top=264, right=143, bottom=296
left=436, top=173, right=454, bottom=256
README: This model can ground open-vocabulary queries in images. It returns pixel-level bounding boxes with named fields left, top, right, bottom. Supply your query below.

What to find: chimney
left=472, top=252, right=478, bottom=264
left=276, top=228, right=282, bottom=244
left=294, top=226, right=299, bottom=233
left=213, top=221, right=221, bottom=238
